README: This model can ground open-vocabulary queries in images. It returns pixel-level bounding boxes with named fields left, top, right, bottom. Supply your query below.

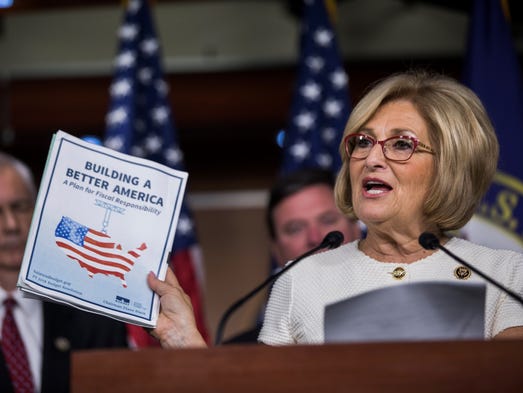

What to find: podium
left=72, top=340, right=523, bottom=392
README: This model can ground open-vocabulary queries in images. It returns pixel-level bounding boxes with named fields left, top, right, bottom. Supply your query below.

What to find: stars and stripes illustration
left=55, top=216, right=147, bottom=288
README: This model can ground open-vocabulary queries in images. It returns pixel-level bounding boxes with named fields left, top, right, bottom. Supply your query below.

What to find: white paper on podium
left=324, top=282, right=485, bottom=343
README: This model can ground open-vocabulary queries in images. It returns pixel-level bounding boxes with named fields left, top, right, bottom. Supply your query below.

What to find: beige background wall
left=189, top=189, right=271, bottom=342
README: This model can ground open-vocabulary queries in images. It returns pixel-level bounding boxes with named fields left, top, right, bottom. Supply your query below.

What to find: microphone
left=419, top=232, right=523, bottom=307
left=214, top=230, right=344, bottom=346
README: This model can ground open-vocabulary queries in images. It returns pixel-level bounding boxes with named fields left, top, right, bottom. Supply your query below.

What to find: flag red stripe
left=56, top=240, right=132, bottom=272
left=88, top=228, right=112, bottom=238
left=76, top=259, right=126, bottom=281
left=83, top=236, right=116, bottom=249
left=82, top=241, right=137, bottom=265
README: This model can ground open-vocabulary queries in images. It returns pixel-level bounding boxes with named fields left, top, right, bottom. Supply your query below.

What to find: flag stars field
left=105, top=135, right=125, bottom=152
left=130, top=145, right=145, bottom=157
left=281, top=0, right=351, bottom=173
left=106, top=107, right=128, bottom=127
left=141, top=38, right=159, bottom=55
left=116, top=51, right=136, bottom=68
left=155, top=80, right=169, bottom=95
left=294, top=112, right=316, bottom=130
left=144, top=135, right=162, bottom=154
left=306, top=56, right=324, bottom=72
left=301, top=81, right=322, bottom=101
left=176, top=216, right=193, bottom=236
left=290, top=140, right=311, bottom=161
left=151, top=106, right=169, bottom=124
left=110, top=79, right=132, bottom=97
left=331, top=69, right=348, bottom=88
left=165, top=147, right=183, bottom=166
left=323, top=99, right=343, bottom=117
left=138, top=68, right=153, bottom=83
left=314, top=28, right=333, bottom=47
left=316, top=153, right=333, bottom=168
left=322, top=127, right=337, bottom=143
left=119, top=24, right=138, bottom=40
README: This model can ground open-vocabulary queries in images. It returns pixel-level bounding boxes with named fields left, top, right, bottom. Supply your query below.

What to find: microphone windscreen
left=418, top=232, right=440, bottom=250
left=321, top=231, right=344, bottom=250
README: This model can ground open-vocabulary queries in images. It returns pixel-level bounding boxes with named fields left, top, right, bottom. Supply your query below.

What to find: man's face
left=271, top=184, right=360, bottom=267
left=0, top=166, right=34, bottom=272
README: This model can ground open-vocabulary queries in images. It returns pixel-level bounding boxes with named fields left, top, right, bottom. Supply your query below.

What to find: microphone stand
left=419, top=232, right=523, bottom=307
left=437, top=245, right=523, bottom=307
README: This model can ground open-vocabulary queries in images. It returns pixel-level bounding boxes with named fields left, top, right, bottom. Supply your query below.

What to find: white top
left=259, top=238, right=523, bottom=345
left=0, top=288, right=43, bottom=393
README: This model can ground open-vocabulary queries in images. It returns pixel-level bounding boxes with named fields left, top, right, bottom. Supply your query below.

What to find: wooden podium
left=72, top=340, right=523, bottom=392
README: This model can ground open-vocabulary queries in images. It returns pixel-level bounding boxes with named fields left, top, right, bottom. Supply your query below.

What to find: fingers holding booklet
left=147, top=268, right=207, bottom=348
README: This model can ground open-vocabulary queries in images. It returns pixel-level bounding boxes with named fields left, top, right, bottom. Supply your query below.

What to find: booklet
left=17, top=130, right=188, bottom=328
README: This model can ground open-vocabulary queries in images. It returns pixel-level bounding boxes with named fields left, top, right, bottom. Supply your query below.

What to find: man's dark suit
left=0, top=301, right=128, bottom=393
left=224, top=322, right=262, bottom=345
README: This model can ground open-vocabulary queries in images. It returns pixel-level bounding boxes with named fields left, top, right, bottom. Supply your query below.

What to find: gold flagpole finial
left=324, top=0, right=338, bottom=25
left=501, top=0, right=511, bottom=22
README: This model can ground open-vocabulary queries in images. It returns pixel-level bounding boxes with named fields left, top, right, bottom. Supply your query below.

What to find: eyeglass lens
left=347, top=135, right=416, bottom=161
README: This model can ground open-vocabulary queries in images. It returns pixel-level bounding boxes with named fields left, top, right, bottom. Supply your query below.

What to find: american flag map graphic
left=55, top=216, right=147, bottom=288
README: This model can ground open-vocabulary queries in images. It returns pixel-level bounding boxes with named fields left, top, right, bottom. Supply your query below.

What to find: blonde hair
left=335, top=70, right=499, bottom=232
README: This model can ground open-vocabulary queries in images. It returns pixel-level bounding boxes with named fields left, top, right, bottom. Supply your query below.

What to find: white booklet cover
left=17, top=130, right=188, bottom=328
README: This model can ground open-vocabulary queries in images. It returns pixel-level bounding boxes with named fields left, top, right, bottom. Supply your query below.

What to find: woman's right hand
left=147, top=267, right=207, bottom=348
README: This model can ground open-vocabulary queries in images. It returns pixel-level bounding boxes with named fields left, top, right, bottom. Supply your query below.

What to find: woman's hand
left=147, top=267, right=207, bottom=348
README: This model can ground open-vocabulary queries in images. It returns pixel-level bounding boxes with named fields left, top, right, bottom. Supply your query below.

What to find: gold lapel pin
left=454, top=266, right=471, bottom=280
left=390, top=267, right=406, bottom=280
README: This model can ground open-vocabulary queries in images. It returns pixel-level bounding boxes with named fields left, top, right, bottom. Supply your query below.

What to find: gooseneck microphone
left=214, top=230, right=344, bottom=346
left=419, top=232, right=523, bottom=306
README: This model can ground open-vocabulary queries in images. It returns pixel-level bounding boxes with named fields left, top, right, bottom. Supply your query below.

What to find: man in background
left=0, top=152, right=128, bottom=393
left=226, top=168, right=362, bottom=343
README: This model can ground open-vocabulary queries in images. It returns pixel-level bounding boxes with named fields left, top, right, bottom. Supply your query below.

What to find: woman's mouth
left=363, top=179, right=392, bottom=195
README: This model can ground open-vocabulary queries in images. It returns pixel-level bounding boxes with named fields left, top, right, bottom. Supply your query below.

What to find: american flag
left=104, top=0, right=209, bottom=344
left=55, top=216, right=147, bottom=288
left=281, top=0, right=351, bottom=174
